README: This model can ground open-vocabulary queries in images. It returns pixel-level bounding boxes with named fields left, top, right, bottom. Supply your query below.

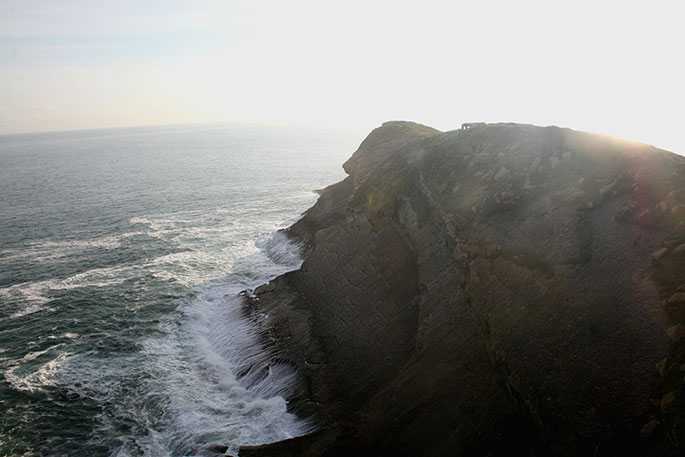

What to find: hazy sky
left=1, top=0, right=683, bottom=152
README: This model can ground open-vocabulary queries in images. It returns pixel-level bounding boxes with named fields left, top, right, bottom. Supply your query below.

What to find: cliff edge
left=240, top=122, right=685, bottom=456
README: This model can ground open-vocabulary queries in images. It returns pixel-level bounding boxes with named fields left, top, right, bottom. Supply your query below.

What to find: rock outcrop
left=240, top=122, right=685, bottom=456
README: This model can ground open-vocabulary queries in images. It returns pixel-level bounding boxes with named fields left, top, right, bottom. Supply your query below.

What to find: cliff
left=240, top=122, right=685, bottom=456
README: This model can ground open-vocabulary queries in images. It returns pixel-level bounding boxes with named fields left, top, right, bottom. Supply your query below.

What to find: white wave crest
left=4, top=352, right=72, bottom=393
left=0, top=231, right=148, bottom=263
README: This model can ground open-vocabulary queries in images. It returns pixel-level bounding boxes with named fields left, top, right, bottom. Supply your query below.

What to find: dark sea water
left=0, top=123, right=360, bottom=456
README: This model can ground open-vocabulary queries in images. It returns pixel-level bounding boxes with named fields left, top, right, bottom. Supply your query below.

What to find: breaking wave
left=0, top=122, right=355, bottom=456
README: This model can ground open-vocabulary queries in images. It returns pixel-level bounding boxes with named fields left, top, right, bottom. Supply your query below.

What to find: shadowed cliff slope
left=240, top=122, right=685, bottom=456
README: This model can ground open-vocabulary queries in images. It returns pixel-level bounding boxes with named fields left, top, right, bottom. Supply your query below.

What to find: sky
left=0, top=0, right=683, bottom=153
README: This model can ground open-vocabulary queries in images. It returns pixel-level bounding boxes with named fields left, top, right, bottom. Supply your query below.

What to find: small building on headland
left=462, top=122, right=486, bottom=130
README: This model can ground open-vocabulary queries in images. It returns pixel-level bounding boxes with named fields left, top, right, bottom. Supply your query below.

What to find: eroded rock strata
left=240, top=122, right=685, bottom=456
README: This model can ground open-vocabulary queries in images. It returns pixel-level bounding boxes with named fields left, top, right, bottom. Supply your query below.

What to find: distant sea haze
left=0, top=124, right=360, bottom=456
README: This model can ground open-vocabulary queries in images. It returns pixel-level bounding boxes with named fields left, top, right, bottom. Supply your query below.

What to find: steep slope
left=240, top=122, right=685, bottom=456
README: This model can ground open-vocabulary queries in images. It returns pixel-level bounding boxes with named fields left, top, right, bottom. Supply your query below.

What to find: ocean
left=0, top=123, right=361, bottom=456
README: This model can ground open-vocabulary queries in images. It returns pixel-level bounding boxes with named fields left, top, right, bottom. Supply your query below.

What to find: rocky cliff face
left=240, top=122, right=685, bottom=456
